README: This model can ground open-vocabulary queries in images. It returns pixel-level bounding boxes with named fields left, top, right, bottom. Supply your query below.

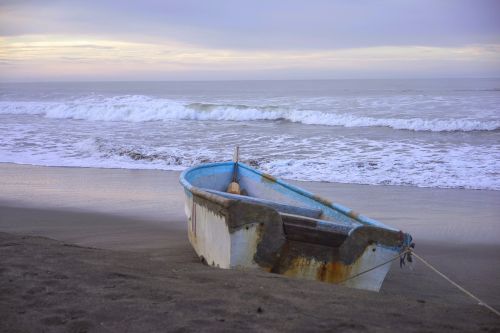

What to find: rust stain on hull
left=183, top=187, right=403, bottom=291
left=282, top=256, right=353, bottom=284
left=317, top=261, right=353, bottom=283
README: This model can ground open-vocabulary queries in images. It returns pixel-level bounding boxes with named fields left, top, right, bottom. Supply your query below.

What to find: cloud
left=1, top=1, right=499, bottom=80
left=1, top=0, right=500, bottom=50
left=1, top=35, right=499, bottom=81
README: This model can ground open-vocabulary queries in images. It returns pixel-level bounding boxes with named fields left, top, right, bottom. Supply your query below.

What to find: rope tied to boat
left=338, top=248, right=412, bottom=285
left=399, top=242, right=415, bottom=268
left=410, top=251, right=500, bottom=318
left=339, top=246, right=500, bottom=318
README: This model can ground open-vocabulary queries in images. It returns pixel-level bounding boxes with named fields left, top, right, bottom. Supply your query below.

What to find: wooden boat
left=179, top=155, right=413, bottom=292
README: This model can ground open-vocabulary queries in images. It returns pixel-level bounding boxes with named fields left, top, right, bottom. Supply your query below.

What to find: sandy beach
left=1, top=162, right=499, bottom=332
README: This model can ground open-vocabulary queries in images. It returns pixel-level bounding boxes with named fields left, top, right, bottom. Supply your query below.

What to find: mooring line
left=338, top=249, right=411, bottom=284
left=411, top=251, right=500, bottom=318
left=338, top=248, right=500, bottom=318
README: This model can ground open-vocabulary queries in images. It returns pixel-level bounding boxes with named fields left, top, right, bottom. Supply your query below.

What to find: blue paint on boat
left=180, top=161, right=396, bottom=231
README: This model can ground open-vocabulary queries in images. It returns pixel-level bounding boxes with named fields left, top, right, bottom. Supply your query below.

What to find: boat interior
left=204, top=188, right=352, bottom=247
left=182, top=161, right=370, bottom=247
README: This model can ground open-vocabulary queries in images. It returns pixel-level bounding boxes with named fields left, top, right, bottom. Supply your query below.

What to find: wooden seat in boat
left=203, top=189, right=323, bottom=218
left=280, top=213, right=351, bottom=247
left=203, top=189, right=352, bottom=247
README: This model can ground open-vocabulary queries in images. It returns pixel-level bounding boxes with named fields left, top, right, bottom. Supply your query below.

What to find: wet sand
left=1, top=163, right=499, bottom=332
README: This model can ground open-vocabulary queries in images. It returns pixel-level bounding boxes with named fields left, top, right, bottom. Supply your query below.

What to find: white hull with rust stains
left=180, top=162, right=413, bottom=292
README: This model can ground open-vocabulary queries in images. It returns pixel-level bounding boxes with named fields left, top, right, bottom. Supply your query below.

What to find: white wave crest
left=1, top=95, right=499, bottom=132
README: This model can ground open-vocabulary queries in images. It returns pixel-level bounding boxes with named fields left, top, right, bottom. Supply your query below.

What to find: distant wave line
left=0, top=96, right=499, bottom=132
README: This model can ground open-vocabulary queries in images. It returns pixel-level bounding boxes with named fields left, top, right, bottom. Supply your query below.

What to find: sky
left=1, top=0, right=500, bottom=81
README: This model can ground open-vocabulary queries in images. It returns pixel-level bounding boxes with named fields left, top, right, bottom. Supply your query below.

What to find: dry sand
left=0, top=163, right=499, bottom=332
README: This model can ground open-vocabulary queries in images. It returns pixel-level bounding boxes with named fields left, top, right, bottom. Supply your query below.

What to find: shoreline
left=1, top=162, right=499, bottom=331
left=1, top=162, right=498, bottom=244
left=2, top=161, right=498, bottom=192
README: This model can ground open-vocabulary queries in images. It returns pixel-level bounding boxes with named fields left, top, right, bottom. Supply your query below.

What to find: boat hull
left=180, top=162, right=411, bottom=292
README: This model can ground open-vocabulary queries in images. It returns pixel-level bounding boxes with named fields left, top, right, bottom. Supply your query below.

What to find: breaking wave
left=68, top=138, right=500, bottom=191
left=1, top=95, right=499, bottom=132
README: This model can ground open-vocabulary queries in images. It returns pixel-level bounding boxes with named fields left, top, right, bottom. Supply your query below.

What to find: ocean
left=0, top=79, right=499, bottom=190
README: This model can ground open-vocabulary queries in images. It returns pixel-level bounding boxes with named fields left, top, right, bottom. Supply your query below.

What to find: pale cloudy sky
left=1, top=0, right=500, bottom=81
